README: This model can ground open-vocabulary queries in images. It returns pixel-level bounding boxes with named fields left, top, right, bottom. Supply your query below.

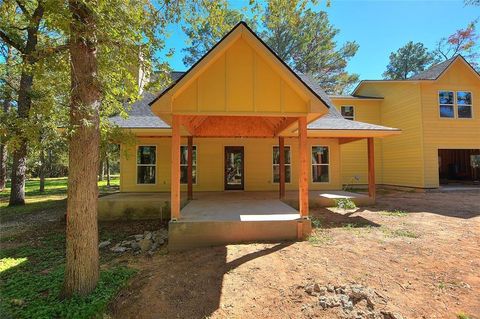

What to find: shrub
left=334, top=198, right=357, bottom=211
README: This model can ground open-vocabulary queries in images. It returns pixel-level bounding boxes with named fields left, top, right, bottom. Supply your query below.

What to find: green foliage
left=0, top=233, right=135, bottom=319
left=383, top=41, right=434, bottom=79
left=457, top=312, right=472, bottom=319
left=181, top=0, right=359, bottom=94
left=311, top=217, right=322, bottom=228
left=334, top=198, right=357, bottom=210
left=381, top=226, right=418, bottom=239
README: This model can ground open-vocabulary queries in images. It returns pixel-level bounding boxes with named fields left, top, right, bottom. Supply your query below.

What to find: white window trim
left=340, top=105, right=355, bottom=120
left=180, top=144, right=198, bottom=185
left=272, top=145, right=292, bottom=184
left=438, top=90, right=473, bottom=120
left=311, top=145, right=330, bottom=184
left=136, top=145, right=157, bottom=185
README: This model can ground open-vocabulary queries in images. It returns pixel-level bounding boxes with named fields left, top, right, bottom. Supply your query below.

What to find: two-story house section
left=332, top=55, right=480, bottom=189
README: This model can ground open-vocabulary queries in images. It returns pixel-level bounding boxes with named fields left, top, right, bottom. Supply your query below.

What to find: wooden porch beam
left=187, top=136, right=193, bottom=200
left=367, top=137, right=376, bottom=200
left=298, top=117, right=309, bottom=218
left=171, top=115, right=181, bottom=220
left=338, top=137, right=363, bottom=145
left=274, top=117, right=298, bottom=136
left=279, top=136, right=285, bottom=199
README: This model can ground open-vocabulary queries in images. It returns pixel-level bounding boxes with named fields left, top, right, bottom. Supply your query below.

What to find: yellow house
left=333, top=55, right=480, bottom=189
left=103, top=22, right=403, bottom=250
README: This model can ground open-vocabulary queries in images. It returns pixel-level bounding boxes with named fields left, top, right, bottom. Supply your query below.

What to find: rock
left=381, top=311, right=403, bottom=319
left=318, top=297, right=327, bottom=309
left=132, top=234, right=143, bottom=241
left=131, top=241, right=140, bottom=251
left=156, top=238, right=165, bottom=245
left=121, top=240, right=133, bottom=246
left=343, top=300, right=354, bottom=312
left=110, top=246, right=128, bottom=253
left=327, top=296, right=341, bottom=307
left=305, top=284, right=316, bottom=295
left=317, top=285, right=327, bottom=296
left=144, top=231, right=152, bottom=240
left=139, top=238, right=152, bottom=251
left=99, top=240, right=111, bottom=248
left=327, top=284, right=335, bottom=292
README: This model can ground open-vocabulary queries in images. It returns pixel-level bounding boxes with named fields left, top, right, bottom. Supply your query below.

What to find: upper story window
left=457, top=91, right=472, bottom=118
left=439, top=91, right=472, bottom=119
left=341, top=106, right=355, bottom=120
left=272, top=146, right=291, bottom=183
left=137, top=146, right=156, bottom=184
left=180, top=145, right=197, bottom=184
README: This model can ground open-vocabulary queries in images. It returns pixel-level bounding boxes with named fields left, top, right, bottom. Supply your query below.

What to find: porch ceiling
left=181, top=114, right=299, bottom=137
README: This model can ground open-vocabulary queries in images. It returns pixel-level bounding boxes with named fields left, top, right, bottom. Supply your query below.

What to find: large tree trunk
left=63, top=0, right=100, bottom=298
left=8, top=5, right=44, bottom=205
left=0, top=47, right=11, bottom=192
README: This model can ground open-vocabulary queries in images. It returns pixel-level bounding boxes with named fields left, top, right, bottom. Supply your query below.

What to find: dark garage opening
left=438, top=149, right=480, bottom=185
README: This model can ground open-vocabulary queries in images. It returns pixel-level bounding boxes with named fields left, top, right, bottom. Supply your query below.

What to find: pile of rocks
left=302, top=282, right=403, bottom=319
left=99, top=229, right=168, bottom=256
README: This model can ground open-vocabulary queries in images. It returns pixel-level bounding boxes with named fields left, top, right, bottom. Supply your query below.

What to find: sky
left=161, top=0, right=479, bottom=80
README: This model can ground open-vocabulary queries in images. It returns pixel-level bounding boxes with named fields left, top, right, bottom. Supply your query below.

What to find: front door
left=225, top=146, right=244, bottom=190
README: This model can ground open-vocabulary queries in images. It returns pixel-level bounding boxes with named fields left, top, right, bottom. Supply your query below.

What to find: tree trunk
left=0, top=47, right=11, bottom=192
left=39, top=147, right=45, bottom=192
left=106, top=156, right=110, bottom=187
left=8, top=5, right=44, bottom=206
left=63, top=0, right=100, bottom=298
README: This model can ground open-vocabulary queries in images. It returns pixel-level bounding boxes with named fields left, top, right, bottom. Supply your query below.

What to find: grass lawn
left=0, top=176, right=119, bottom=220
left=0, top=177, right=135, bottom=319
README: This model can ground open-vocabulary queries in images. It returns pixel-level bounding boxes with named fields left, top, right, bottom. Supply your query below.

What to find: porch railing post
left=298, top=117, right=309, bottom=218
left=279, top=136, right=285, bottom=199
left=187, top=136, right=193, bottom=200
left=171, top=115, right=181, bottom=220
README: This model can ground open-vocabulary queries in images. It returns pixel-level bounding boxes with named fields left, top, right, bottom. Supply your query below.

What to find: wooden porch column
left=171, top=115, right=181, bottom=220
left=279, top=136, right=285, bottom=199
left=298, top=117, right=309, bottom=217
left=367, top=137, right=376, bottom=200
left=187, top=136, right=193, bottom=200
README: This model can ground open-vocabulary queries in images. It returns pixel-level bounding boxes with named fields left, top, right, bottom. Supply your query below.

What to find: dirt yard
left=110, top=190, right=480, bottom=319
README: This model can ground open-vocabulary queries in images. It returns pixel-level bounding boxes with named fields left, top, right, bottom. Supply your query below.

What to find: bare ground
left=110, top=191, right=480, bottom=319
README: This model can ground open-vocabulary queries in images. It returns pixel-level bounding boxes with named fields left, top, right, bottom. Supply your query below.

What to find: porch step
left=168, top=219, right=311, bottom=251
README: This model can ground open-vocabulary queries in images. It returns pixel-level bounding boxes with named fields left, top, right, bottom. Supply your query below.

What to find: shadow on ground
left=310, top=208, right=380, bottom=229
left=110, top=242, right=292, bottom=319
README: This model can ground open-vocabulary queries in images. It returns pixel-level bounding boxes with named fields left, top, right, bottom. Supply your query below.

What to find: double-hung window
left=273, top=146, right=291, bottom=183
left=311, top=146, right=329, bottom=183
left=341, top=106, right=355, bottom=120
left=180, top=145, right=197, bottom=184
left=137, top=146, right=156, bottom=184
left=439, top=91, right=472, bottom=118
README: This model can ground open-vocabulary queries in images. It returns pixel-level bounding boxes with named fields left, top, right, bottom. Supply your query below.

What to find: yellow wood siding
left=420, top=59, right=480, bottom=187
left=331, top=99, right=384, bottom=185
left=170, top=37, right=310, bottom=115
left=356, top=82, right=425, bottom=187
left=120, top=137, right=341, bottom=192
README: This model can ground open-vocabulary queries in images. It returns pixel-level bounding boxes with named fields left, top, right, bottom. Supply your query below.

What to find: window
left=439, top=90, right=472, bottom=118
left=311, top=146, right=329, bottom=183
left=341, top=106, right=355, bottom=120
left=137, top=146, right=156, bottom=184
left=457, top=91, right=472, bottom=118
left=180, top=145, right=197, bottom=184
left=273, top=146, right=291, bottom=183
left=439, top=91, right=455, bottom=118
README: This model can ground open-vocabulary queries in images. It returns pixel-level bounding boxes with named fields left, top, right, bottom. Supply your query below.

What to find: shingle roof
left=409, top=57, right=456, bottom=80
left=308, top=107, right=399, bottom=131
left=109, top=92, right=170, bottom=129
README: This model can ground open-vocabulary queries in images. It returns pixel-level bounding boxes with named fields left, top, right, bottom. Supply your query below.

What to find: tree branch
left=32, top=44, right=70, bottom=62
left=15, top=0, right=30, bottom=17
left=0, top=30, right=24, bottom=53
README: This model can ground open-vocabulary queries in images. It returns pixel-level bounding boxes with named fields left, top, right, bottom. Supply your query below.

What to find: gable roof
left=149, top=21, right=332, bottom=116
left=352, top=55, right=480, bottom=95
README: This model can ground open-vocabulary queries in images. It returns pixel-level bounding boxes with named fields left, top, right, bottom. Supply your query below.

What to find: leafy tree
left=63, top=0, right=184, bottom=297
left=383, top=41, right=434, bottom=79
left=434, top=21, right=479, bottom=66
left=182, top=0, right=359, bottom=94
left=0, top=0, right=69, bottom=205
